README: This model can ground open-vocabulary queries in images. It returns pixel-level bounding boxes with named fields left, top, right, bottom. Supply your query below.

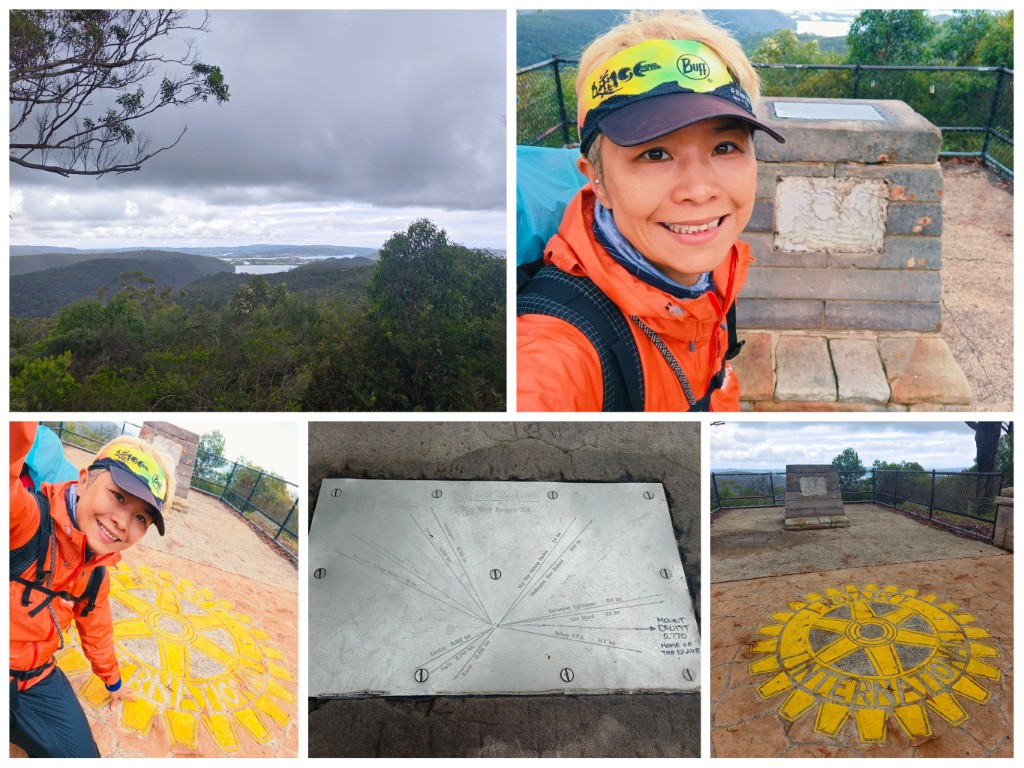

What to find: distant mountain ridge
left=11, top=243, right=379, bottom=259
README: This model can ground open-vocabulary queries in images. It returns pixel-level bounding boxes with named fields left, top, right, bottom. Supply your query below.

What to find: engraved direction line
left=433, top=510, right=492, bottom=624
left=516, top=624, right=659, bottom=631
left=502, top=595, right=665, bottom=627
left=498, top=519, right=591, bottom=625
left=494, top=516, right=576, bottom=626
left=502, top=625, right=644, bottom=654
left=346, top=530, right=485, bottom=622
left=419, top=627, right=495, bottom=673
left=455, top=627, right=498, bottom=679
left=410, top=514, right=490, bottom=623
left=339, top=551, right=487, bottom=624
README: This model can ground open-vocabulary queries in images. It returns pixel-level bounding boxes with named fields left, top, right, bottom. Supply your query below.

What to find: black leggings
left=10, top=667, right=100, bottom=758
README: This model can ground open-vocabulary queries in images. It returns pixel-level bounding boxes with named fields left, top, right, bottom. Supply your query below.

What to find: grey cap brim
left=599, top=91, right=785, bottom=146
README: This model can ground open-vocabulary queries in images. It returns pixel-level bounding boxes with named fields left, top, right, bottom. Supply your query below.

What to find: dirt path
left=940, top=161, right=1013, bottom=411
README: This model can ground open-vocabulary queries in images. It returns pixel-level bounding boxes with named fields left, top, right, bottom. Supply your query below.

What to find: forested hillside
left=10, top=220, right=505, bottom=412
left=11, top=252, right=233, bottom=316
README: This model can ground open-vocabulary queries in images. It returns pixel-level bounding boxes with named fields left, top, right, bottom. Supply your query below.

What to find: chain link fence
left=517, top=59, right=1013, bottom=177
left=711, top=468, right=1004, bottom=541
left=43, top=421, right=298, bottom=561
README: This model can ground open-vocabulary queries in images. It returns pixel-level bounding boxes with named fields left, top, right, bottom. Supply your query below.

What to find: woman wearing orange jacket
left=517, top=11, right=784, bottom=411
left=9, top=422, right=174, bottom=757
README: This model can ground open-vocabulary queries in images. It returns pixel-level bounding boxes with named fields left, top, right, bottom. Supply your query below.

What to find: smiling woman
left=517, top=10, right=784, bottom=413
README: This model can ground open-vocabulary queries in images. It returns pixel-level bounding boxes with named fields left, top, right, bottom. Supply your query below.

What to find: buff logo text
left=591, top=61, right=662, bottom=99
left=677, top=55, right=710, bottom=80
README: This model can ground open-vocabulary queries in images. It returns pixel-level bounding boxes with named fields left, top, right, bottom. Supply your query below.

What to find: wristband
left=105, top=678, right=122, bottom=692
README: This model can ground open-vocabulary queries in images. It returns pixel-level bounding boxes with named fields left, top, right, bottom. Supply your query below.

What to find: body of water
left=234, top=264, right=295, bottom=274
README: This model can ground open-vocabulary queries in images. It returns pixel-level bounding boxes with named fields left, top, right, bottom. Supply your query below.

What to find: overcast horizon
left=711, top=421, right=1001, bottom=472
left=9, top=10, right=507, bottom=250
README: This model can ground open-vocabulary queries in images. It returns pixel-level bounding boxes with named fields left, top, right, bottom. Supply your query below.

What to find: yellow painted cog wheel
left=748, top=584, right=1002, bottom=744
left=57, top=563, right=295, bottom=754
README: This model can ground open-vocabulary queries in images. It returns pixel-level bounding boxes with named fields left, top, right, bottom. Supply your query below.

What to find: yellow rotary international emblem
left=748, top=584, right=1001, bottom=744
left=57, top=563, right=295, bottom=754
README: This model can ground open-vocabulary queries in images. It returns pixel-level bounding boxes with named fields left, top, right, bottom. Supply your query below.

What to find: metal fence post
left=769, top=473, right=776, bottom=506
left=711, top=473, right=720, bottom=509
left=981, top=67, right=1007, bottom=162
left=928, top=470, right=936, bottom=520
left=852, top=63, right=862, bottom=98
left=277, top=499, right=297, bottom=544
left=550, top=56, right=571, bottom=147
left=223, top=461, right=239, bottom=502
left=243, top=471, right=262, bottom=514
left=893, top=470, right=900, bottom=508
left=871, top=469, right=876, bottom=502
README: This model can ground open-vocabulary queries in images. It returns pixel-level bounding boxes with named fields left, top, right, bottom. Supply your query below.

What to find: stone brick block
left=747, top=200, right=775, bottom=234
left=835, top=162, right=944, bottom=202
left=829, top=337, right=890, bottom=402
left=744, top=268, right=941, bottom=302
left=738, top=299, right=823, bottom=329
left=886, top=202, right=943, bottom=236
left=756, top=161, right=835, bottom=198
left=774, top=335, right=835, bottom=401
left=878, top=336, right=972, bottom=405
left=825, top=301, right=942, bottom=332
left=754, top=98, right=942, bottom=165
left=753, top=401, right=906, bottom=412
left=826, top=236, right=941, bottom=270
left=729, top=332, right=774, bottom=401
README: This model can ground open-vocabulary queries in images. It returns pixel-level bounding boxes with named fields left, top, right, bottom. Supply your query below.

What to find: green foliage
left=195, top=430, right=226, bottom=481
left=871, top=459, right=926, bottom=472
left=847, top=10, right=935, bottom=65
left=831, top=448, right=867, bottom=493
left=10, top=220, right=505, bottom=412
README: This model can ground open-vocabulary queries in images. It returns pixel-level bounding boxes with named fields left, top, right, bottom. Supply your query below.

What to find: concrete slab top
left=309, top=480, right=699, bottom=697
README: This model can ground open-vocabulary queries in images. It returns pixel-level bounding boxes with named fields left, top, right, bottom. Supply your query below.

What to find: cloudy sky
left=10, top=10, right=507, bottom=249
left=172, top=420, right=302, bottom=484
left=711, top=421, right=995, bottom=471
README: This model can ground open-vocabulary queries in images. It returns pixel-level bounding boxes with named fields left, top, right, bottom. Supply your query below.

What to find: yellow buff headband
left=577, top=39, right=784, bottom=154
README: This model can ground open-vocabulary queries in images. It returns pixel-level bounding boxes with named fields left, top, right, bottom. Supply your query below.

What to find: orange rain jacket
left=9, top=422, right=121, bottom=692
left=517, top=188, right=753, bottom=411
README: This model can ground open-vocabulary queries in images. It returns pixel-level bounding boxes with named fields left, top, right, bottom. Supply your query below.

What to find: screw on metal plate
left=314, top=568, right=326, bottom=579
left=660, top=568, right=671, bottom=579
left=331, top=488, right=342, bottom=497
left=489, top=569, right=501, bottom=580
left=643, top=490, right=655, bottom=500
left=560, top=668, right=574, bottom=683
left=547, top=490, right=558, bottom=500
left=432, top=489, right=443, bottom=498
left=415, top=668, right=428, bottom=683
left=682, top=668, right=694, bottom=682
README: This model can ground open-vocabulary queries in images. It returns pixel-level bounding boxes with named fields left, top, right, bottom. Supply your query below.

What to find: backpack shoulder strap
left=518, top=266, right=644, bottom=411
left=10, top=489, right=53, bottom=582
left=78, top=566, right=107, bottom=617
left=724, top=300, right=744, bottom=361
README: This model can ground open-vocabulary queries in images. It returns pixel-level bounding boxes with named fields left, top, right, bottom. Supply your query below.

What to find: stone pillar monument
left=784, top=464, right=849, bottom=530
left=140, top=422, right=199, bottom=502
left=993, top=487, right=1013, bottom=551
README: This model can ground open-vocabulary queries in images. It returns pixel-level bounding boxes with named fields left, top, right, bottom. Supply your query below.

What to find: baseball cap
left=578, top=39, right=785, bottom=154
left=90, top=443, right=168, bottom=535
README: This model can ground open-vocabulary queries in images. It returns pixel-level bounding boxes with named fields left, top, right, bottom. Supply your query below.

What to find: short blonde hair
left=577, top=10, right=760, bottom=174
left=94, top=434, right=178, bottom=509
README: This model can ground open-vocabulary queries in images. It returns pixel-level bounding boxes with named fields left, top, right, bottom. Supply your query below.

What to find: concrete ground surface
left=11, top=443, right=299, bottom=758
left=712, top=503, right=1005, bottom=583
left=308, top=422, right=701, bottom=758
left=711, top=506, right=1012, bottom=758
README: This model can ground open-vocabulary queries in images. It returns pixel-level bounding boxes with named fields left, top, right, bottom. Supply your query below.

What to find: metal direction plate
left=774, top=102, right=886, bottom=121
left=309, top=480, right=700, bottom=697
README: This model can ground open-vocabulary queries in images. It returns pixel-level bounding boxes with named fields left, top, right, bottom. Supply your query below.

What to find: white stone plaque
left=775, top=177, right=889, bottom=253
left=309, top=480, right=700, bottom=697
left=799, top=476, right=828, bottom=497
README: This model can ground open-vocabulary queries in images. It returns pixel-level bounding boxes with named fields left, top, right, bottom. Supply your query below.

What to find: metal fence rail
left=517, top=58, right=1013, bottom=177
left=711, top=468, right=1004, bottom=541
left=44, top=421, right=298, bottom=561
